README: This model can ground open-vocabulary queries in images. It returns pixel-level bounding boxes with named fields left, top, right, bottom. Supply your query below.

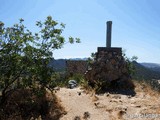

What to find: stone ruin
left=85, top=21, right=134, bottom=91
left=66, top=60, right=88, bottom=76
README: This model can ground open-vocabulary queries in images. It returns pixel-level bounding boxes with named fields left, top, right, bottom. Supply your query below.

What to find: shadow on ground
left=96, top=79, right=136, bottom=96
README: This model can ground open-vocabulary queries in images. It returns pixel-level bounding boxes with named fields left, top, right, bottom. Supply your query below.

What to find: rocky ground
left=55, top=82, right=160, bottom=120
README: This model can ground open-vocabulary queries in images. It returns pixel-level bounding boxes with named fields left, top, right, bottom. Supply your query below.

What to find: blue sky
left=0, top=0, right=160, bottom=63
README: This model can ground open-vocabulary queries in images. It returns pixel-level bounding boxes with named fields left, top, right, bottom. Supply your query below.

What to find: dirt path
left=56, top=87, right=110, bottom=120
left=55, top=85, right=160, bottom=120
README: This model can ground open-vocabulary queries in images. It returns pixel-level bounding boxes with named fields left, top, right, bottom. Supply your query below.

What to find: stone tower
left=85, top=21, right=134, bottom=91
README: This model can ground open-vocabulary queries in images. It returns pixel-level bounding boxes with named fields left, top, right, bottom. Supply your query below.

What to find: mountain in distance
left=140, top=62, right=160, bottom=72
left=132, top=61, right=160, bottom=80
left=67, top=58, right=88, bottom=61
left=48, top=59, right=66, bottom=72
left=48, top=58, right=88, bottom=72
left=48, top=58, right=160, bottom=80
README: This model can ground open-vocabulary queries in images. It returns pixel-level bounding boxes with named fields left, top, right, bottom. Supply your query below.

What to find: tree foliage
left=0, top=16, right=80, bottom=105
left=122, top=50, right=138, bottom=76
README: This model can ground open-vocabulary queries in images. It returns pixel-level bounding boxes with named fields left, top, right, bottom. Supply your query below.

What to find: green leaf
left=75, top=38, right=81, bottom=43
left=19, top=18, right=24, bottom=23
left=69, top=37, right=74, bottom=44
left=60, top=23, right=65, bottom=28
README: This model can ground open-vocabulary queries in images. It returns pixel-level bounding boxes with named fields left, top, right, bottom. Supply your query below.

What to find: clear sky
left=0, top=0, right=160, bottom=63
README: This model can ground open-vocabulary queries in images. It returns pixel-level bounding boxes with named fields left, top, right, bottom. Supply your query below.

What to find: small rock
left=77, top=92, right=81, bottom=96
left=68, top=80, right=78, bottom=89
left=106, top=93, right=110, bottom=97
left=74, top=116, right=81, bottom=120
left=83, top=111, right=90, bottom=119
left=94, top=102, right=100, bottom=107
left=136, top=105, right=141, bottom=108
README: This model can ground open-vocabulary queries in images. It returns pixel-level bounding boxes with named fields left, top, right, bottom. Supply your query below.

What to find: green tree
left=0, top=16, right=80, bottom=105
left=122, top=50, right=138, bottom=76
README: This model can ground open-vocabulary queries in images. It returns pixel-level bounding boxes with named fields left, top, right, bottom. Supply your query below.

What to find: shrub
left=0, top=88, right=65, bottom=120
left=0, top=16, right=80, bottom=118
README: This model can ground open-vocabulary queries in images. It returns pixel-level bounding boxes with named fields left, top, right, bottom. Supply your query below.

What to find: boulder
left=68, top=80, right=78, bottom=89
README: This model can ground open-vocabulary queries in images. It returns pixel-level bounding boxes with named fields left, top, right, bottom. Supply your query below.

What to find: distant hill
left=48, top=58, right=88, bottom=72
left=140, top=63, right=160, bottom=72
left=48, top=59, right=66, bottom=72
left=141, top=63, right=160, bottom=68
left=132, top=61, right=160, bottom=80
left=48, top=58, right=160, bottom=80
left=68, top=58, right=88, bottom=61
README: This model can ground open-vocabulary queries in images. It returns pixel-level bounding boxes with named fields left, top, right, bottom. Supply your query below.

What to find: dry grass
left=0, top=89, right=66, bottom=120
left=133, top=80, right=160, bottom=116
left=92, top=95, right=99, bottom=102
left=134, top=80, right=160, bottom=97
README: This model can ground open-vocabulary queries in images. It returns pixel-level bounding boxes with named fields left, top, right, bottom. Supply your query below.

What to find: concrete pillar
left=106, top=21, right=112, bottom=48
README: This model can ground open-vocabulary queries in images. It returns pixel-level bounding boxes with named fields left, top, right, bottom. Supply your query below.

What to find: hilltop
left=55, top=81, right=160, bottom=120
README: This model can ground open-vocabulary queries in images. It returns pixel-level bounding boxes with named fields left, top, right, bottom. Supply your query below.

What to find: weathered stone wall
left=85, top=47, right=130, bottom=87
left=66, top=60, right=88, bottom=76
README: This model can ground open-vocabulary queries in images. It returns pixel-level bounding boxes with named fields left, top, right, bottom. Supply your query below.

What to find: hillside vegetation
left=132, top=61, right=160, bottom=80
left=0, top=16, right=80, bottom=119
left=49, top=59, right=160, bottom=80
